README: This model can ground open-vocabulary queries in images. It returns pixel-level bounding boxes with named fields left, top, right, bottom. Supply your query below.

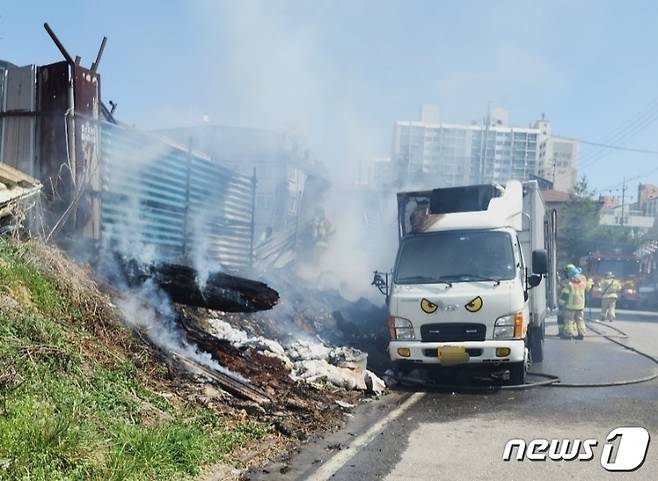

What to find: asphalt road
left=253, top=308, right=658, bottom=481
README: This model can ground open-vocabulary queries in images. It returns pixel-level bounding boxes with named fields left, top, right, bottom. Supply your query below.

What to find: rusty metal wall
left=0, top=66, right=5, bottom=160
left=37, top=61, right=70, bottom=191
left=72, top=66, right=102, bottom=240
left=0, top=64, right=37, bottom=176
left=100, top=122, right=255, bottom=272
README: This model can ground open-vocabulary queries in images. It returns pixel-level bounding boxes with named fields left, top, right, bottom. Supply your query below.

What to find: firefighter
left=599, top=271, right=622, bottom=322
left=557, top=266, right=571, bottom=339
left=313, top=207, right=334, bottom=250
left=563, top=264, right=591, bottom=340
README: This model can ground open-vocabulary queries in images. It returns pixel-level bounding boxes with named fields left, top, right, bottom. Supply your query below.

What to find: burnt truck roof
left=397, top=184, right=505, bottom=215
left=396, top=181, right=534, bottom=237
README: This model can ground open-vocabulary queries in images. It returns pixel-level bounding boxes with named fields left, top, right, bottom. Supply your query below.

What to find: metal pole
left=91, top=37, right=108, bottom=75
left=182, top=139, right=193, bottom=258
left=43, top=23, right=75, bottom=65
left=620, top=177, right=626, bottom=226
left=249, top=167, right=257, bottom=269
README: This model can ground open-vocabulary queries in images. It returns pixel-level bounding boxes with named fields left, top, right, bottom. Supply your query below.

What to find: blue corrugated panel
left=100, top=122, right=255, bottom=271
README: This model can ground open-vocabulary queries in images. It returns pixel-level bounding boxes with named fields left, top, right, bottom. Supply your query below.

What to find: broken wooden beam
left=122, top=259, right=279, bottom=313
left=172, top=353, right=272, bottom=405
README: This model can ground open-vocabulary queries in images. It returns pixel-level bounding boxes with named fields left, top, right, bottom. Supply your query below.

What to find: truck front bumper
left=389, top=339, right=525, bottom=365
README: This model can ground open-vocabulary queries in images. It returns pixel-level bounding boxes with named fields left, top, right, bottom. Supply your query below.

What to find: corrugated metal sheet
left=100, top=122, right=255, bottom=272
left=0, top=162, right=42, bottom=219
left=0, top=66, right=5, bottom=153
left=0, top=65, right=37, bottom=176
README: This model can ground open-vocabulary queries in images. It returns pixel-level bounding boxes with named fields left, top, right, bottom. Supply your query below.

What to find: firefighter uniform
left=599, top=273, right=622, bottom=322
left=313, top=216, right=334, bottom=249
left=564, top=269, right=591, bottom=339
left=557, top=276, right=570, bottom=338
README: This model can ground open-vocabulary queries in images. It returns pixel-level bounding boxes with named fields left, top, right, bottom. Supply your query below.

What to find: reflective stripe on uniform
left=600, top=279, right=621, bottom=299
left=566, top=276, right=588, bottom=310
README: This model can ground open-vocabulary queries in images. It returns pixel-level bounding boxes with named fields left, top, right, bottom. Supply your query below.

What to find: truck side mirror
left=372, top=271, right=389, bottom=296
left=532, top=249, right=548, bottom=275
left=528, top=273, right=542, bottom=289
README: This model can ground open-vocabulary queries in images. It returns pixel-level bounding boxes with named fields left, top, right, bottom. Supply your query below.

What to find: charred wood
left=120, top=258, right=279, bottom=313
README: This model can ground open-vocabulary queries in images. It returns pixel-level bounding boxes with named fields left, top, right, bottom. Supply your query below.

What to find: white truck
left=373, top=180, right=557, bottom=384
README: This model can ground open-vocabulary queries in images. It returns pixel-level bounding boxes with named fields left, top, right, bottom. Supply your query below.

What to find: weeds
left=0, top=239, right=269, bottom=480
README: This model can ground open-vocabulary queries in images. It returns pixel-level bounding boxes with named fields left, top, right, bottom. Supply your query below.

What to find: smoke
left=96, top=130, right=249, bottom=378
left=191, top=1, right=400, bottom=301
left=100, top=3, right=399, bottom=359
left=116, top=280, right=247, bottom=382
left=99, top=138, right=169, bottom=266
left=294, top=190, right=398, bottom=301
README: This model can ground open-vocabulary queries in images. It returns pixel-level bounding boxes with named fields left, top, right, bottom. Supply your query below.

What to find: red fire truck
left=581, top=251, right=643, bottom=308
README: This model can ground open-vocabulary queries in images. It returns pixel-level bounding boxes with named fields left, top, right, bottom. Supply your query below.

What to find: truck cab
left=582, top=251, right=642, bottom=309
left=373, top=181, right=555, bottom=385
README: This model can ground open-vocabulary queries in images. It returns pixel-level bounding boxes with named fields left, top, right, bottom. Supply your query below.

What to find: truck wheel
left=509, top=362, right=527, bottom=386
left=528, top=324, right=544, bottom=363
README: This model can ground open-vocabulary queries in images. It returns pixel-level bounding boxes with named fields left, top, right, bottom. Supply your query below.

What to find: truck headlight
left=388, top=317, right=415, bottom=340
left=494, top=312, right=524, bottom=339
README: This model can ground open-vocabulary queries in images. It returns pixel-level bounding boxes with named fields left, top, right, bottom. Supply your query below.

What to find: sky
left=2, top=0, right=658, bottom=200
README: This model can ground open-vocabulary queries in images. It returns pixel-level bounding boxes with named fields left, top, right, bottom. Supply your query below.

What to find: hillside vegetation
left=0, top=239, right=268, bottom=481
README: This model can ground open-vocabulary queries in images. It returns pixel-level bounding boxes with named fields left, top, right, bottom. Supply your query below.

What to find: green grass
left=0, top=240, right=269, bottom=481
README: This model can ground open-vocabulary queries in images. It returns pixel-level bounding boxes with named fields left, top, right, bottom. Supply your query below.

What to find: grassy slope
left=0, top=240, right=268, bottom=481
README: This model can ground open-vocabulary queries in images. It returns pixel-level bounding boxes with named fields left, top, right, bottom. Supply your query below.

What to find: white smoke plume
left=116, top=280, right=248, bottom=382
left=97, top=131, right=249, bottom=378
left=191, top=1, right=400, bottom=301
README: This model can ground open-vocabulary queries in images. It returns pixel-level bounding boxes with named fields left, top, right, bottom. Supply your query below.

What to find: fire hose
left=397, top=319, right=658, bottom=391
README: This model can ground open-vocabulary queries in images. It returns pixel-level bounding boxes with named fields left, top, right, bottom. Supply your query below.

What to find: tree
left=558, top=177, right=600, bottom=266
left=557, top=176, right=642, bottom=267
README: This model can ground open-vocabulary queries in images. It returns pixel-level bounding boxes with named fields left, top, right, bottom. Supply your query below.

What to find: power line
left=553, top=135, right=658, bottom=155
left=576, top=101, right=658, bottom=167
left=544, top=135, right=658, bottom=195
left=580, top=100, right=658, bottom=152
left=580, top=102, right=658, bottom=157
left=579, top=112, right=658, bottom=167
left=597, top=165, right=658, bottom=192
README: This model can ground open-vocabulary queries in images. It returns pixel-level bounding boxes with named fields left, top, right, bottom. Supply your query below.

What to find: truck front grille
left=423, top=348, right=482, bottom=358
left=420, top=323, right=486, bottom=342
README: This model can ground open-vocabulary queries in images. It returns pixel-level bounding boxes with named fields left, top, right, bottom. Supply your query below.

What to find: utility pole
left=480, top=101, right=491, bottom=183
left=620, top=177, right=627, bottom=226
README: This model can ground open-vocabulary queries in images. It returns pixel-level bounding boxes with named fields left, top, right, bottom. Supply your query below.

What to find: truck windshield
left=595, top=259, right=639, bottom=277
left=395, top=231, right=516, bottom=284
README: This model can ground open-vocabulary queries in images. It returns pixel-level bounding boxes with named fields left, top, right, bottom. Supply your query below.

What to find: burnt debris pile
left=94, top=248, right=388, bottom=435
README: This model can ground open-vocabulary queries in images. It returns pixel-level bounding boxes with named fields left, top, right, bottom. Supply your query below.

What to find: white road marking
left=305, top=392, right=426, bottom=481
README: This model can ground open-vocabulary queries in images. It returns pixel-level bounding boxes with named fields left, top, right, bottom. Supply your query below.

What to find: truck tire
left=509, top=361, right=526, bottom=386
left=528, top=323, right=544, bottom=363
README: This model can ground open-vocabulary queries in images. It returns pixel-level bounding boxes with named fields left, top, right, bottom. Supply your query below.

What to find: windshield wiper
left=442, top=274, right=501, bottom=286
left=397, top=275, right=453, bottom=287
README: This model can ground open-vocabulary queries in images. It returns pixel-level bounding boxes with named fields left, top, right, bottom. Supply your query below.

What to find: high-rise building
left=390, top=108, right=542, bottom=189
left=536, top=116, right=578, bottom=193
left=638, top=183, right=658, bottom=211
left=645, top=197, right=658, bottom=218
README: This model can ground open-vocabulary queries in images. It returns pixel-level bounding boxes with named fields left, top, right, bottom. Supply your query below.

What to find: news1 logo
left=503, top=427, right=650, bottom=472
